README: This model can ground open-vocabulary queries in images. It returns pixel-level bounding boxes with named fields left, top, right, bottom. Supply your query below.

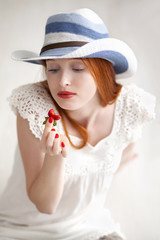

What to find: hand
left=40, top=117, right=69, bottom=158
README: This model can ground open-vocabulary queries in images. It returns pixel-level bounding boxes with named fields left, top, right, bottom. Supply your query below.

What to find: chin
left=55, top=101, right=76, bottom=110
left=58, top=101, right=83, bottom=111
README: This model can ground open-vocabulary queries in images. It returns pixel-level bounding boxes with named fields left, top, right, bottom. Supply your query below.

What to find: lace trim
left=8, top=83, right=156, bottom=177
left=8, top=83, right=155, bottom=142
left=8, top=83, right=62, bottom=139
left=116, top=84, right=156, bottom=142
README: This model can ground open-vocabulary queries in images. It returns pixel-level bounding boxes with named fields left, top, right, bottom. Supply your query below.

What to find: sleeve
left=122, top=84, right=156, bottom=143
left=7, top=83, right=58, bottom=140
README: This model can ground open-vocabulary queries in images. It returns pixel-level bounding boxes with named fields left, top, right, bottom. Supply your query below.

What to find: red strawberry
left=53, top=114, right=61, bottom=120
left=48, top=109, right=55, bottom=118
left=43, top=109, right=61, bottom=126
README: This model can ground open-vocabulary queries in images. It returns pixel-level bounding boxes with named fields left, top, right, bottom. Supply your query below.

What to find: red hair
left=41, top=58, right=122, bottom=149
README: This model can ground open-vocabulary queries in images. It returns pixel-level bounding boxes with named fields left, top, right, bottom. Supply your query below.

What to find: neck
left=65, top=100, right=104, bottom=130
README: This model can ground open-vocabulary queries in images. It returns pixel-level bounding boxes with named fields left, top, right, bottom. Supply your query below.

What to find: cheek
left=89, top=80, right=97, bottom=92
left=77, top=79, right=97, bottom=105
left=82, top=85, right=97, bottom=101
left=47, top=79, right=58, bottom=97
left=80, top=76, right=97, bottom=95
left=47, top=75, right=57, bottom=88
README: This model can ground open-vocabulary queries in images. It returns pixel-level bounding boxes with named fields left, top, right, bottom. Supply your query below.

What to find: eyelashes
left=47, top=68, right=84, bottom=73
left=72, top=68, right=84, bottom=72
left=48, top=69, right=59, bottom=73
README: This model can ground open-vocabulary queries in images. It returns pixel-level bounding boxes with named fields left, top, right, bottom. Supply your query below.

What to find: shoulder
left=8, top=81, right=55, bottom=119
left=116, top=84, right=156, bottom=143
left=8, top=82, right=60, bottom=139
left=8, top=82, right=53, bottom=108
left=120, top=84, right=156, bottom=124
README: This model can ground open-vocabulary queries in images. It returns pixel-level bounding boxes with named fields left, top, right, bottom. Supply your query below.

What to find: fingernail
left=51, top=128, right=56, bottom=131
left=61, top=142, right=65, bottom=148
left=49, top=117, right=53, bottom=123
left=55, top=133, right=59, bottom=138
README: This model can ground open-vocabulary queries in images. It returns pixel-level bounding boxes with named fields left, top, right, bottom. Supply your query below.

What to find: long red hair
left=41, top=58, right=122, bottom=149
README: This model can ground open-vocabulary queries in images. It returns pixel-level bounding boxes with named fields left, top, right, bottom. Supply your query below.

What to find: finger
left=61, top=141, right=68, bottom=158
left=52, top=133, right=60, bottom=155
left=46, top=129, right=56, bottom=154
left=60, top=135, right=69, bottom=158
left=40, top=117, right=54, bottom=152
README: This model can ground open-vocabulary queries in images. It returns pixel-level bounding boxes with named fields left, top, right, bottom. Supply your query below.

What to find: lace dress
left=0, top=83, right=155, bottom=240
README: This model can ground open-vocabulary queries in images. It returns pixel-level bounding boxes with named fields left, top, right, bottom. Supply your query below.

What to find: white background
left=0, top=0, right=160, bottom=240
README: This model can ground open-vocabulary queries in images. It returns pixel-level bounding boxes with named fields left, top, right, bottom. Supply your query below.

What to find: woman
left=0, top=8, right=155, bottom=240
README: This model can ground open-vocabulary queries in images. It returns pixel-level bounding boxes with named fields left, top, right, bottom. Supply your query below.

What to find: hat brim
left=11, top=38, right=137, bottom=79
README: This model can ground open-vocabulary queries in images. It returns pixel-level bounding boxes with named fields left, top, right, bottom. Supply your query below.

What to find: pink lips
left=57, top=91, right=76, bottom=99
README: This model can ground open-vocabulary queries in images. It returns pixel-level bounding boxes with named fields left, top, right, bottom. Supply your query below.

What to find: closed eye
left=72, top=68, right=84, bottom=72
left=48, top=69, right=59, bottom=73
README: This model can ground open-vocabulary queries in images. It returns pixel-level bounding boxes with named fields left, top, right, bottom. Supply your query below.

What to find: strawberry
left=53, top=115, right=61, bottom=120
left=48, top=109, right=55, bottom=118
left=43, top=109, right=61, bottom=126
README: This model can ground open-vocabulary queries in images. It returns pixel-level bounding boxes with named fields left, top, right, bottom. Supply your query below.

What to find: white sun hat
left=12, top=8, right=137, bottom=79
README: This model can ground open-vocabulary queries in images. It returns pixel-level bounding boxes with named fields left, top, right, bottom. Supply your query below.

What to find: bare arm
left=117, top=143, right=138, bottom=172
left=17, top=113, right=68, bottom=214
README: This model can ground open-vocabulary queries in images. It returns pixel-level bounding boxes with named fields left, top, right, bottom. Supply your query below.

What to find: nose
left=59, top=70, right=71, bottom=87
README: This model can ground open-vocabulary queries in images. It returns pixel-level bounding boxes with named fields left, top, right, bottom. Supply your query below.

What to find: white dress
left=0, top=83, right=155, bottom=240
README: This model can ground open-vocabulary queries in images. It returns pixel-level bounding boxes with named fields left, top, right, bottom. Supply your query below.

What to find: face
left=46, top=59, right=99, bottom=111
